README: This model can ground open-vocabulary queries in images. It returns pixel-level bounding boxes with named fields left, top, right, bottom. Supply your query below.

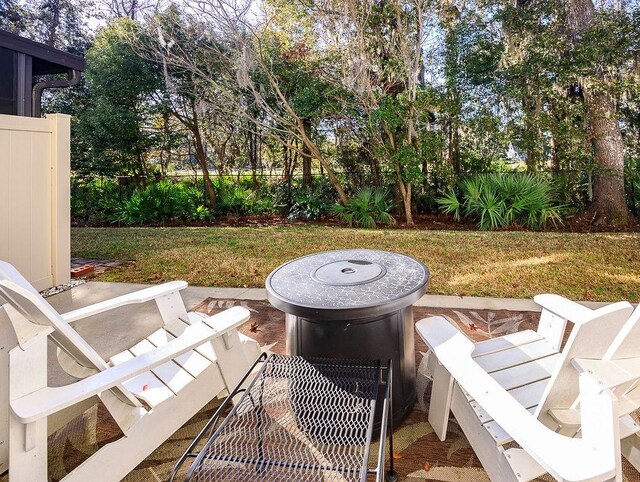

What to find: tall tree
left=0, top=0, right=27, bottom=33
left=148, top=1, right=351, bottom=204
left=565, top=0, right=630, bottom=224
left=334, top=0, right=432, bottom=223
left=74, top=18, right=163, bottom=177
left=441, top=1, right=463, bottom=174
left=31, top=0, right=88, bottom=53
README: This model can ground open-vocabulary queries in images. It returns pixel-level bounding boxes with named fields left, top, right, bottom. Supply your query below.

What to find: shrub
left=437, top=173, right=563, bottom=230
left=267, top=177, right=336, bottom=220
left=551, top=172, right=590, bottom=214
left=215, top=178, right=252, bottom=216
left=71, top=178, right=122, bottom=223
left=118, top=180, right=211, bottom=224
left=332, top=187, right=396, bottom=228
left=625, top=157, right=640, bottom=216
left=211, top=177, right=272, bottom=216
left=288, top=189, right=333, bottom=221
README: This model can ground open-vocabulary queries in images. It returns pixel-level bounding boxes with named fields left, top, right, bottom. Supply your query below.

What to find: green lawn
left=71, top=226, right=640, bottom=302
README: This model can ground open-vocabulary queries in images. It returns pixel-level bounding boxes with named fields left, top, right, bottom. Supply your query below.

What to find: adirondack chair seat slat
left=164, top=317, right=218, bottom=362
left=463, top=353, right=561, bottom=402
left=483, top=406, right=537, bottom=445
left=129, top=339, right=195, bottom=395
left=471, top=330, right=543, bottom=357
left=474, top=338, right=559, bottom=373
left=471, top=378, right=549, bottom=425
left=146, top=327, right=212, bottom=378
left=417, top=297, right=640, bottom=482
left=0, top=260, right=259, bottom=482
left=489, top=354, right=560, bottom=391
left=110, top=347, right=176, bottom=407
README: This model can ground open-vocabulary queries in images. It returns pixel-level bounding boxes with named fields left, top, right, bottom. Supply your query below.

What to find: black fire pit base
left=286, top=305, right=417, bottom=427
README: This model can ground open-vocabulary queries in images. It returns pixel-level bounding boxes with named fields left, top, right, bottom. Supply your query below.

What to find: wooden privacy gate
left=0, top=113, right=70, bottom=291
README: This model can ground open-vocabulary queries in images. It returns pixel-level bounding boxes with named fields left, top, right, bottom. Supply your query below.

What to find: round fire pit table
left=266, top=249, right=429, bottom=425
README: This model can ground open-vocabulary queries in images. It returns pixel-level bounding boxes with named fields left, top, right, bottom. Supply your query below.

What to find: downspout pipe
left=32, top=69, right=81, bottom=117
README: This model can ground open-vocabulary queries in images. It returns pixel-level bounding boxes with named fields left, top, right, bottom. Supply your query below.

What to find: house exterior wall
left=0, top=113, right=70, bottom=290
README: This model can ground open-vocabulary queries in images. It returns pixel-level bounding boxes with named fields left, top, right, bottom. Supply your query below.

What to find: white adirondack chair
left=0, top=261, right=261, bottom=481
left=417, top=294, right=640, bottom=482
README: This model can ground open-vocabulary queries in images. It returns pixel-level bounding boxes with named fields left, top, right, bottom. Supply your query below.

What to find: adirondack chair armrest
left=415, top=315, right=469, bottom=353
left=11, top=306, right=251, bottom=424
left=533, top=294, right=595, bottom=325
left=61, top=281, right=188, bottom=323
left=431, top=328, right=619, bottom=482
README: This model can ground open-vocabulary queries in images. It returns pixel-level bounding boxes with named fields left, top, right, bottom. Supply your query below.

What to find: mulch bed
left=72, top=212, right=640, bottom=232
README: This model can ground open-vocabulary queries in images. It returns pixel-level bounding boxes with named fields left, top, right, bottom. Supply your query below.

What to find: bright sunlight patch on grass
left=71, top=227, right=640, bottom=302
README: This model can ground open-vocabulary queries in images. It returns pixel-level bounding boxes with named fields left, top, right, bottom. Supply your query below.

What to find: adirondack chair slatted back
left=0, top=262, right=141, bottom=407
left=0, top=262, right=43, bottom=298
left=605, top=304, right=640, bottom=361
left=0, top=280, right=109, bottom=370
left=534, top=301, right=634, bottom=429
left=603, top=306, right=640, bottom=411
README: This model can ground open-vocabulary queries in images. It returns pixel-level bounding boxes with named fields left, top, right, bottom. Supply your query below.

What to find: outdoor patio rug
left=4, top=299, right=638, bottom=481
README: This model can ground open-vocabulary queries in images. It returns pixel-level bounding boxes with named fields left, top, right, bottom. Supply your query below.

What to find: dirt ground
left=73, top=211, right=640, bottom=232
left=208, top=212, right=640, bottom=233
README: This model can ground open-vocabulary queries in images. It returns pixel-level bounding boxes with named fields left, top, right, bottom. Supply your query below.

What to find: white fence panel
left=0, top=114, right=70, bottom=290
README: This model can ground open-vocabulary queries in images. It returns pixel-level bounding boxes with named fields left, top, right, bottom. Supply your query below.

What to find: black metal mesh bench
left=171, top=354, right=396, bottom=482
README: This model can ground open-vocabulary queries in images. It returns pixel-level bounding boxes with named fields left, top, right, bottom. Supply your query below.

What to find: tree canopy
left=5, top=0, right=640, bottom=225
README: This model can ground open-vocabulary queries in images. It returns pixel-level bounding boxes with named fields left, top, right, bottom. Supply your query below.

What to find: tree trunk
left=443, top=8, right=461, bottom=174
left=189, top=112, right=215, bottom=211
left=45, top=0, right=61, bottom=47
left=522, top=93, right=542, bottom=171
left=248, top=131, right=258, bottom=188
left=193, top=131, right=216, bottom=211
left=584, top=88, right=628, bottom=224
left=304, top=138, right=348, bottom=204
left=213, top=143, right=226, bottom=175
left=397, top=180, right=413, bottom=225
left=449, top=117, right=460, bottom=173
left=160, top=112, right=171, bottom=176
left=301, top=118, right=313, bottom=189
left=293, top=113, right=348, bottom=204
left=566, top=0, right=630, bottom=224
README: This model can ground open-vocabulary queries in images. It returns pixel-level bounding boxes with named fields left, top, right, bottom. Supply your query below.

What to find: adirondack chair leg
left=8, top=335, right=48, bottom=480
left=621, top=433, right=640, bottom=473
left=449, top=385, right=519, bottom=482
left=428, top=360, right=454, bottom=441
left=9, top=416, right=47, bottom=480
left=211, top=331, right=255, bottom=403
left=0, top=307, right=17, bottom=475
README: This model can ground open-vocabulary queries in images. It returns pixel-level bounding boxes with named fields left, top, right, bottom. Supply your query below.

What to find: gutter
left=32, top=69, right=82, bottom=117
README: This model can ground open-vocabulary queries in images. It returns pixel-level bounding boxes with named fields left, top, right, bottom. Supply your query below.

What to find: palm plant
left=332, top=187, right=396, bottom=228
left=437, top=173, right=564, bottom=230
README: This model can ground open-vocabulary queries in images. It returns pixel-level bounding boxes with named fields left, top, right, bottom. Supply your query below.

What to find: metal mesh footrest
left=185, top=354, right=386, bottom=482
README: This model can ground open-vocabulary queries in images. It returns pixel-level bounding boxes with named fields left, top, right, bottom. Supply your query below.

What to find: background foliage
left=2, top=0, right=639, bottom=228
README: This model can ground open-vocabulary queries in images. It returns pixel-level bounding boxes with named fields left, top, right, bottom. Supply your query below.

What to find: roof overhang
left=0, top=29, right=86, bottom=74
